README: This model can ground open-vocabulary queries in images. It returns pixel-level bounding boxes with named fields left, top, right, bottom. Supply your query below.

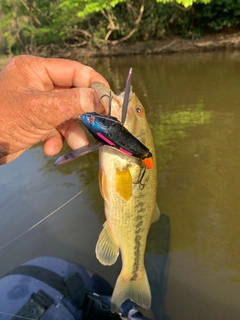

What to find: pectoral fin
left=152, top=203, right=160, bottom=223
left=96, top=222, right=119, bottom=266
left=116, top=168, right=132, bottom=201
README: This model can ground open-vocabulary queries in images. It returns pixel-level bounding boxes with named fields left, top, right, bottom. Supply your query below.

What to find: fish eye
left=136, top=106, right=144, bottom=116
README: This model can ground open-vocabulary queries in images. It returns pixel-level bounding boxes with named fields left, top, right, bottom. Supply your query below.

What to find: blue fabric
left=0, top=256, right=112, bottom=319
left=0, top=256, right=152, bottom=320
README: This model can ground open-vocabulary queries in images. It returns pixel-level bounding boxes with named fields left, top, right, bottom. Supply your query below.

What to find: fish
left=92, top=80, right=160, bottom=312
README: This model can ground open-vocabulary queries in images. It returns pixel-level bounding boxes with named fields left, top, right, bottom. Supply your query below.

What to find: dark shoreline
left=47, top=32, right=240, bottom=60
left=1, top=31, right=240, bottom=68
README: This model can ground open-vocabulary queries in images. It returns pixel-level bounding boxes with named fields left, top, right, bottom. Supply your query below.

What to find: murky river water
left=1, top=52, right=240, bottom=319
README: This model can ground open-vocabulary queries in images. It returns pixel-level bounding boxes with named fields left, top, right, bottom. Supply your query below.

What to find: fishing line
left=0, top=179, right=97, bottom=251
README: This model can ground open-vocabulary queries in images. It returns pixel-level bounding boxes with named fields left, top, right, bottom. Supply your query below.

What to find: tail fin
left=110, top=268, right=151, bottom=313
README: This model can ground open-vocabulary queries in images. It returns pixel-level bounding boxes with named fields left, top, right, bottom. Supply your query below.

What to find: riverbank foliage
left=0, top=0, right=240, bottom=55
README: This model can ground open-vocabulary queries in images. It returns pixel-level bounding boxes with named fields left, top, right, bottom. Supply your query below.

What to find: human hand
left=0, top=55, right=109, bottom=164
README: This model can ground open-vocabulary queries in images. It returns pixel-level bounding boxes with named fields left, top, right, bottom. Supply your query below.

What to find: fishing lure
left=54, top=68, right=153, bottom=170
left=79, top=112, right=153, bottom=169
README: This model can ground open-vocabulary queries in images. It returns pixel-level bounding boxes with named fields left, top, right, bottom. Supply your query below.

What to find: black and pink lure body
left=79, top=112, right=153, bottom=169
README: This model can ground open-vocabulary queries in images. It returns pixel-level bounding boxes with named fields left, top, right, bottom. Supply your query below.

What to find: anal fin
left=96, top=222, right=119, bottom=266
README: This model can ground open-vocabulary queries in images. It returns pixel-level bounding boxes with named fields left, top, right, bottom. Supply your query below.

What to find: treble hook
left=99, top=67, right=132, bottom=125
left=99, top=91, right=113, bottom=115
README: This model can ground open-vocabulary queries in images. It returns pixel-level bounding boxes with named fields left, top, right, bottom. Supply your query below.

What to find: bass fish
left=92, top=81, right=160, bottom=312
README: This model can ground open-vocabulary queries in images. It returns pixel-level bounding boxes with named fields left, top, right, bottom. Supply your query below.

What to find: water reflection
left=1, top=52, right=240, bottom=319
left=151, top=101, right=213, bottom=168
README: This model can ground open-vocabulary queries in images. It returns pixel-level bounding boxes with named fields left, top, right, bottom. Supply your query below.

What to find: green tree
left=3, top=0, right=240, bottom=55
left=159, top=0, right=211, bottom=6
